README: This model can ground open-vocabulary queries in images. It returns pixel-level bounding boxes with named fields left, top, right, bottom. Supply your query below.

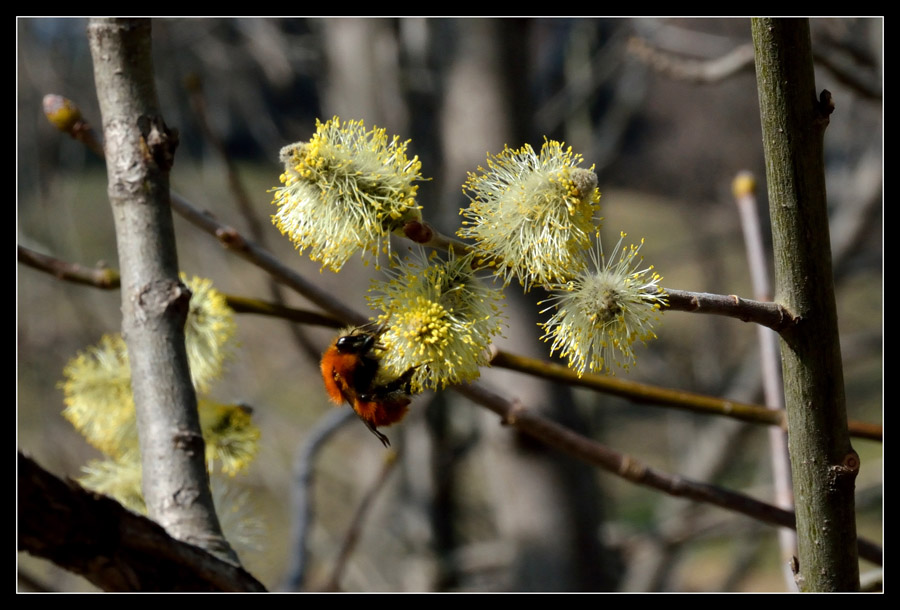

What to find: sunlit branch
left=663, top=288, right=798, bottom=333
left=490, top=350, right=880, bottom=442
left=20, top=244, right=880, bottom=443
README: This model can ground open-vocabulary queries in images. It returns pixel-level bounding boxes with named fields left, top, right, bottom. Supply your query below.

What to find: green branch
left=752, top=18, right=859, bottom=591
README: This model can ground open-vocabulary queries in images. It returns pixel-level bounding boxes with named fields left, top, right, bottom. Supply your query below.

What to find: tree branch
left=752, top=18, right=859, bottom=590
left=87, top=17, right=236, bottom=563
left=627, top=37, right=756, bottom=83
left=662, top=288, right=798, bottom=333
left=18, top=245, right=120, bottom=289
left=490, top=349, right=877, bottom=442
left=170, top=192, right=365, bottom=326
left=19, top=244, right=881, bottom=443
left=280, top=408, right=356, bottom=591
left=453, top=383, right=881, bottom=566
left=17, top=452, right=266, bottom=592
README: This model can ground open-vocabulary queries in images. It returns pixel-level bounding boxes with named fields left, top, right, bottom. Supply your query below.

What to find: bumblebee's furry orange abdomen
left=353, top=394, right=411, bottom=428
left=320, top=345, right=357, bottom=405
left=321, top=343, right=379, bottom=402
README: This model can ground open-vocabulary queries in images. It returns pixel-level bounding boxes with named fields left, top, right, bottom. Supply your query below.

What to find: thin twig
left=490, top=350, right=880, bottom=442
left=18, top=245, right=120, bottom=289
left=280, top=408, right=357, bottom=592
left=224, top=295, right=343, bottom=328
left=186, top=74, right=323, bottom=364
left=454, top=382, right=882, bottom=566
left=21, top=244, right=880, bottom=443
left=733, top=170, right=796, bottom=589
left=17, top=245, right=343, bottom=329
left=320, top=450, right=400, bottom=591
left=627, top=37, right=756, bottom=83
left=663, top=288, right=799, bottom=333
left=170, top=192, right=366, bottom=326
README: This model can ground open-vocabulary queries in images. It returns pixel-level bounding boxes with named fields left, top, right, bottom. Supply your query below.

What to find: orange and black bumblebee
left=320, top=328, right=418, bottom=447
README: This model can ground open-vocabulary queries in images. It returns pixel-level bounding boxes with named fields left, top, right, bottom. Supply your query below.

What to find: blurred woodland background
left=17, top=18, right=882, bottom=592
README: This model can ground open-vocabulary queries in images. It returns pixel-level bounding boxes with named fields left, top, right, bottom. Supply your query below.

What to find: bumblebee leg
left=363, top=418, right=391, bottom=448
left=379, top=366, right=419, bottom=394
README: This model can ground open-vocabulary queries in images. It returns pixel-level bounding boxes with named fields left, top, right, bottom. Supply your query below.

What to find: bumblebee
left=320, top=329, right=416, bottom=447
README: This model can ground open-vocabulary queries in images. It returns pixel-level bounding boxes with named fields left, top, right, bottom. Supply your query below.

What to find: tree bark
left=18, top=453, right=264, bottom=591
left=87, top=18, right=237, bottom=564
left=751, top=18, right=859, bottom=591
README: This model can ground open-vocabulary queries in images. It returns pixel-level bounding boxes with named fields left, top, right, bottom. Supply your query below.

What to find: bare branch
left=490, top=350, right=880, bottom=442
left=18, top=245, right=119, bottom=289
left=224, top=295, right=343, bottom=328
left=627, top=37, right=755, bottom=83
left=18, top=245, right=343, bottom=328
left=753, top=18, right=858, bottom=590
left=280, top=408, right=356, bottom=592
left=21, top=244, right=879, bottom=443
left=170, top=192, right=365, bottom=326
left=87, top=17, right=236, bottom=563
left=454, top=382, right=881, bottom=566
left=17, top=452, right=266, bottom=592
left=663, top=288, right=799, bottom=333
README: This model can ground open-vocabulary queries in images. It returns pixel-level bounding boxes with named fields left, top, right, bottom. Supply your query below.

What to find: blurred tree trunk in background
left=438, top=19, right=618, bottom=591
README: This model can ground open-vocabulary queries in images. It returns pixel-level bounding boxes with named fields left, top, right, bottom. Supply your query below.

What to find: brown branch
left=17, top=452, right=266, bottom=592
left=19, top=243, right=880, bottom=443
left=175, top=189, right=800, bottom=335
left=18, top=245, right=120, bottom=289
left=453, top=383, right=882, bottom=566
left=663, top=288, right=799, bottom=333
left=490, top=350, right=880, bottom=442
left=223, top=295, right=343, bottom=328
left=170, top=192, right=366, bottom=326
left=320, top=451, right=400, bottom=591
left=18, top=245, right=343, bottom=328
left=627, top=37, right=756, bottom=83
